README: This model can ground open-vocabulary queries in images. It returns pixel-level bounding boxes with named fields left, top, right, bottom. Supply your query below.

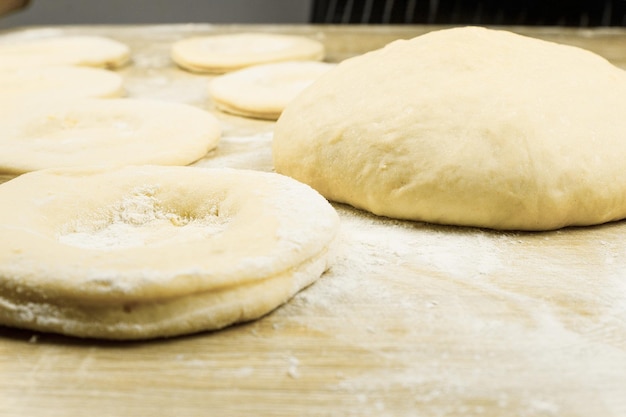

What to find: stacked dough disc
left=0, top=35, right=128, bottom=102
left=0, top=32, right=340, bottom=339
left=0, top=98, right=221, bottom=175
left=171, top=32, right=325, bottom=73
left=209, top=61, right=335, bottom=120
left=0, top=166, right=339, bottom=340
left=171, top=32, right=331, bottom=120
left=0, top=35, right=222, bottom=178
left=0, top=66, right=125, bottom=100
left=0, top=35, right=131, bottom=69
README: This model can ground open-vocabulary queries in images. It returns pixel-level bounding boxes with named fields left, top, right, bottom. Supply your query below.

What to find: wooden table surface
left=1, top=24, right=626, bottom=417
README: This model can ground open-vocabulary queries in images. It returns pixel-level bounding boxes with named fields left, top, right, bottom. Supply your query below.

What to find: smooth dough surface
left=0, top=35, right=130, bottom=69
left=0, top=98, right=221, bottom=175
left=0, top=165, right=339, bottom=339
left=209, top=61, right=335, bottom=120
left=171, top=33, right=325, bottom=73
left=273, top=26, right=626, bottom=231
left=0, top=66, right=124, bottom=101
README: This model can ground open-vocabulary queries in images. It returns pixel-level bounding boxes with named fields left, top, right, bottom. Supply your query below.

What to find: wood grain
left=1, top=24, right=626, bottom=417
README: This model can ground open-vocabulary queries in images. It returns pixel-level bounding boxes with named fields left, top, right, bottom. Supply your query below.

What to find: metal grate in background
left=311, top=0, right=626, bottom=26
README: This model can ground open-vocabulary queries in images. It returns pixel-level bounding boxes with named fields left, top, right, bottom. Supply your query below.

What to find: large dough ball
left=272, top=27, right=626, bottom=231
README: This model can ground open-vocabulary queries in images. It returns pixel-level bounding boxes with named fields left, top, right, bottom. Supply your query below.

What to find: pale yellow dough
left=0, top=165, right=339, bottom=339
left=273, top=26, right=626, bottom=231
left=0, top=98, right=221, bottom=175
left=0, top=66, right=124, bottom=100
left=209, top=61, right=335, bottom=120
left=171, top=32, right=325, bottom=73
left=0, top=35, right=130, bottom=69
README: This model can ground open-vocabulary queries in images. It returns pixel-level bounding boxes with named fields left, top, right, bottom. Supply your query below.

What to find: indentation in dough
left=58, top=185, right=230, bottom=250
left=19, top=113, right=139, bottom=143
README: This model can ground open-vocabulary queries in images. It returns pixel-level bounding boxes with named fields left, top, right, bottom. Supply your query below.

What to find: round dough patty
left=0, top=66, right=124, bottom=100
left=0, top=98, right=221, bottom=175
left=273, top=26, right=626, bottom=231
left=171, top=32, right=325, bottom=73
left=0, top=35, right=130, bottom=69
left=0, top=165, right=340, bottom=339
left=209, top=61, right=335, bottom=120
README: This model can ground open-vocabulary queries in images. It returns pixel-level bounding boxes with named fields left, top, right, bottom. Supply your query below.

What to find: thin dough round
left=273, top=26, right=626, bottom=231
left=209, top=61, right=335, bottom=120
left=0, top=35, right=130, bottom=70
left=171, top=33, right=325, bottom=73
left=0, top=165, right=340, bottom=339
left=0, top=98, right=221, bottom=175
left=0, top=66, right=124, bottom=100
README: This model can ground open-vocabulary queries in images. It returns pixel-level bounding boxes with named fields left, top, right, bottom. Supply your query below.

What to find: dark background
left=2, top=0, right=624, bottom=30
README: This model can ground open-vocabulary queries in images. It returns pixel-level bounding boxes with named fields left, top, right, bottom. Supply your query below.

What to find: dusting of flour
left=266, top=204, right=626, bottom=416
left=58, top=185, right=229, bottom=250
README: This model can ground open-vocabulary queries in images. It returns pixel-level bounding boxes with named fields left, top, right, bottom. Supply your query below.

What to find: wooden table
left=1, top=24, right=626, bottom=417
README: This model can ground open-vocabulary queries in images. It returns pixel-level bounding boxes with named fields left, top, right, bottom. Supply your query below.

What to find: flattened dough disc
left=0, top=165, right=339, bottom=339
left=0, top=35, right=130, bottom=69
left=0, top=98, right=221, bottom=175
left=0, top=66, right=125, bottom=100
left=209, top=61, right=335, bottom=120
left=171, top=32, right=325, bottom=73
left=273, top=26, right=626, bottom=231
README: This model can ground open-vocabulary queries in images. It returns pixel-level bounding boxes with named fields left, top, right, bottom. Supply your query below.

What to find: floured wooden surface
left=1, top=24, right=626, bottom=417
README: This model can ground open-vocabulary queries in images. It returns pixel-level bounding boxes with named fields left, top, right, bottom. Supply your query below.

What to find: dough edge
left=0, top=239, right=336, bottom=340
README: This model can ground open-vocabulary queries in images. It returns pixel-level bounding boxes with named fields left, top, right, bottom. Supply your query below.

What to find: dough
left=0, top=35, right=130, bottom=69
left=0, top=66, right=124, bottom=100
left=0, top=165, right=339, bottom=339
left=273, top=26, right=626, bottom=231
left=209, top=61, right=335, bottom=120
left=171, top=32, right=325, bottom=73
left=0, top=98, right=221, bottom=175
